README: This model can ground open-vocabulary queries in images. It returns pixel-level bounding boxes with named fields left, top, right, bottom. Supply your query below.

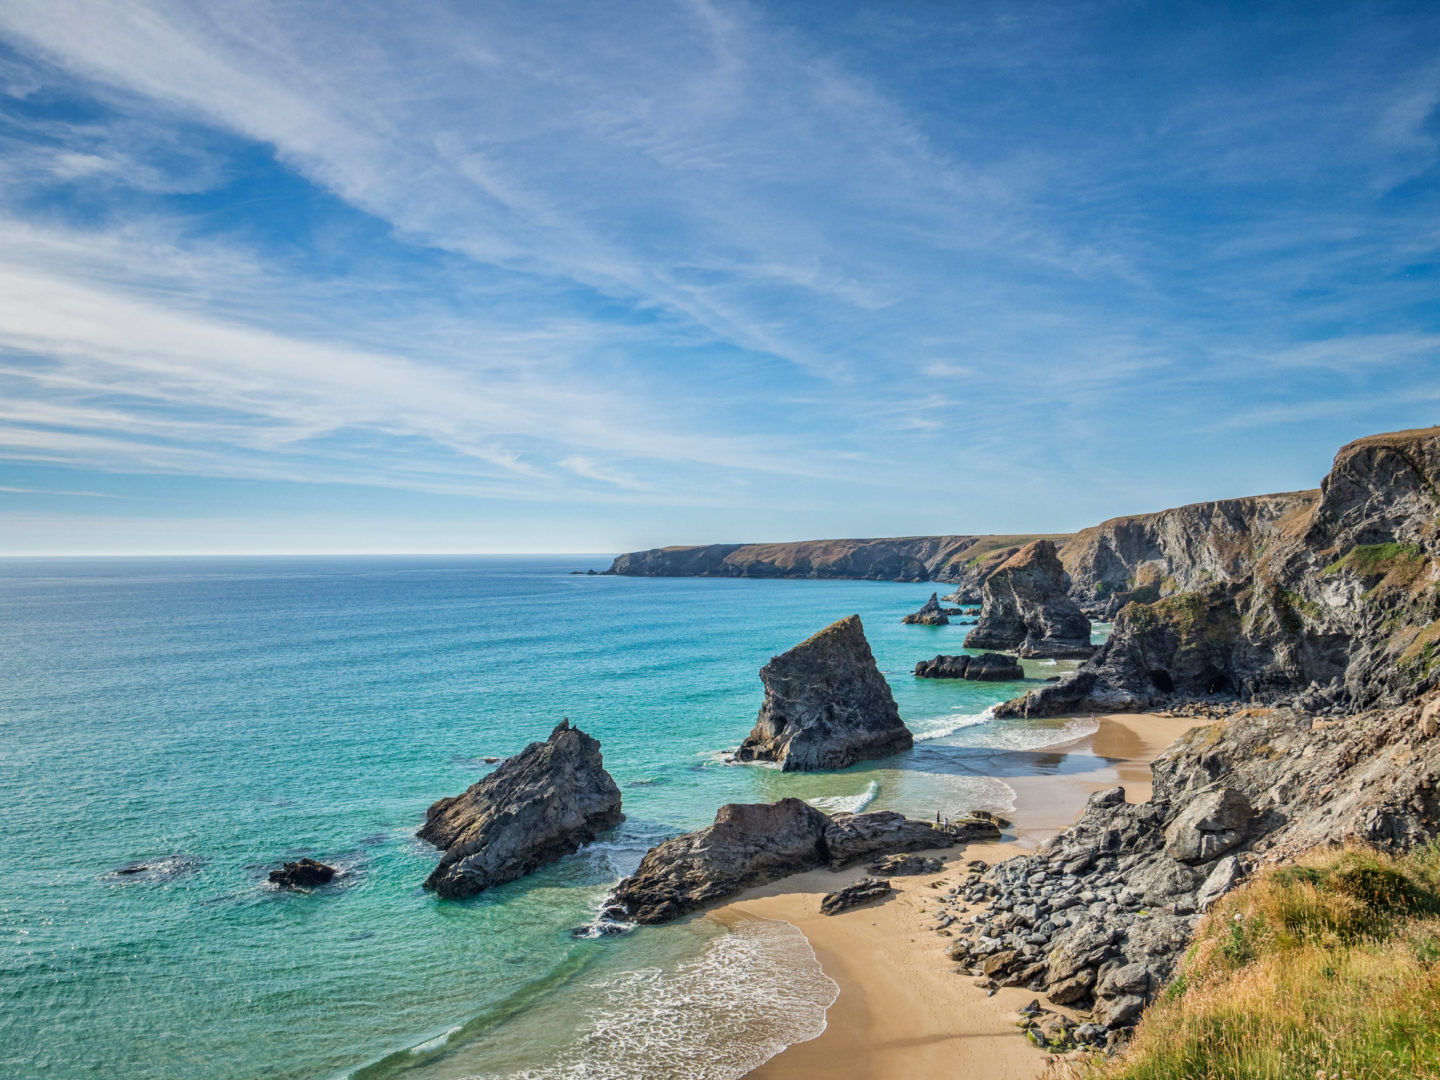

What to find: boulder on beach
left=269, top=858, right=337, bottom=889
left=418, top=719, right=623, bottom=899
left=734, top=615, right=913, bottom=772
left=609, top=798, right=984, bottom=924
left=821, top=877, right=892, bottom=914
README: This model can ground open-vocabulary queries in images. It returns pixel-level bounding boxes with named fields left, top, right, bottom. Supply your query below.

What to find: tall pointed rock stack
left=734, top=615, right=912, bottom=772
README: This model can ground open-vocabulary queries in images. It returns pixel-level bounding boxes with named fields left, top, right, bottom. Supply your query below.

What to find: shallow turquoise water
left=0, top=556, right=1091, bottom=1079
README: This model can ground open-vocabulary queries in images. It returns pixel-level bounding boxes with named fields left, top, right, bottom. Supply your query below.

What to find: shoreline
left=715, top=711, right=1209, bottom=1080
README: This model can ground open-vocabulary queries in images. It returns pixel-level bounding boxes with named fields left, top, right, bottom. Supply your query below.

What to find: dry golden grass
left=1069, top=844, right=1440, bottom=1080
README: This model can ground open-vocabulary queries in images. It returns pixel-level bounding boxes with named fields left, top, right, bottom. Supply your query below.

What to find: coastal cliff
left=1059, top=490, right=1320, bottom=616
left=1000, top=426, right=1440, bottom=718
left=606, top=534, right=1067, bottom=582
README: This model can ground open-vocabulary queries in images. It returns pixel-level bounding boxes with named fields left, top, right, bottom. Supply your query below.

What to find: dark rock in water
left=914, top=652, right=1024, bottom=681
left=734, top=615, right=913, bottom=772
left=902, top=592, right=949, bottom=625
left=483, top=757, right=499, bottom=764
left=109, top=855, right=201, bottom=882
left=964, top=541, right=1094, bottom=659
left=269, top=858, right=337, bottom=889
left=610, top=798, right=977, bottom=924
left=868, top=853, right=943, bottom=876
left=115, top=863, right=150, bottom=876
left=418, top=719, right=623, bottom=899
left=821, top=877, right=892, bottom=914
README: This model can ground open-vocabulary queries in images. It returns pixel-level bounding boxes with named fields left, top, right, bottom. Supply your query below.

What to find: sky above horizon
left=1, top=1, right=1438, bottom=555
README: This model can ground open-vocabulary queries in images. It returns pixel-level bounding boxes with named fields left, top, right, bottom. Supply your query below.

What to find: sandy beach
left=724, top=712, right=1210, bottom=1080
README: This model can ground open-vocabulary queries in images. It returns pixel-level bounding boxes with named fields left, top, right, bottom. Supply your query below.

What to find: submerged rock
left=269, top=858, right=337, bottom=889
left=914, top=652, right=1024, bottom=681
left=610, top=798, right=975, bottom=924
left=418, top=719, right=623, bottom=899
left=735, top=615, right=913, bottom=772
left=964, top=541, right=1094, bottom=659
left=821, top=877, right=892, bottom=914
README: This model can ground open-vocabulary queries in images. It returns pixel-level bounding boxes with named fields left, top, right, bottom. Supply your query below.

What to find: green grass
left=1073, top=845, right=1440, bottom=1080
left=1322, top=543, right=1428, bottom=585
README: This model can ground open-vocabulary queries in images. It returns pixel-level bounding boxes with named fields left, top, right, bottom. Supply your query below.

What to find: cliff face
left=606, top=534, right=1068, bottom=583
left=964, top=540, right=1094, bottom=658
left=1059, top=491, right=1319, bottom=616
left=1000, top=427, right=1440, bottom=717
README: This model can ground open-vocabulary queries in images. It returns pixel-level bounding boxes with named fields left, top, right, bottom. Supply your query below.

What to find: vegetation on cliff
left=1080, top=843, right=1440, bottom=1080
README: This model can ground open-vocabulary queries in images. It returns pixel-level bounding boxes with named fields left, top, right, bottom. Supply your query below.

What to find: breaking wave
left=805, top=779, right=879, bottom=814
left=910, top=707, right=994, bottom=742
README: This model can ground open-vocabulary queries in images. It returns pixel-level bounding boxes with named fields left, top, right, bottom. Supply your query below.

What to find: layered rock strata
left=914, top=653, right=1024, bottom=681
left=418, top=719, right=623, bottom=899
left=610, top=798, right=1000, bottom=924
left=735, top=615, right=913, bottom=771
left=964, top=541, right=1094, bottom=659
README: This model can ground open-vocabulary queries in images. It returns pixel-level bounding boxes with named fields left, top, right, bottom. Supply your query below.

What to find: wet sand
left=726, top=711, right=1209, bottom=1080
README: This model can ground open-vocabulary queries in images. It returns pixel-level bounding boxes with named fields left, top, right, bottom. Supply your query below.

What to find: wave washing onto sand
left=805, top=778, right=880, bottom=814
left=910, top=706, right=995, bottom=743
left=978, top=714, right=1101, bottom=753
left=474, top=919, right=838, bottom=1080
left=905, top=772, right=1019, bottom=818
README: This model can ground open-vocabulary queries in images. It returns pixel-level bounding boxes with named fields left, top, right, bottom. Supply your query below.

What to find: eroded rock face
left=964, top=541, right=1094, bottom=660
left=914, top=653, right=1024, bottom=681
left=998, top=426, right=1440, bottom=718
left=418, top=719, right=623, bottom=899
left=735, top=615, right=913, bottom=772
left=610, top=799, right=981, bottom=924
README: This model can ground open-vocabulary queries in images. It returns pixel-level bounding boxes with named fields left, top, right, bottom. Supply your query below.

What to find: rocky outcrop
left=964, top=541, right=1094, bottom=659
left=940, top=691, right=1440, bottom=1040
left=914, top=653, right=1024, bottom=681
left=735, top=616, right=913, bottom=771
left=606, top=535, right=1069, bottom=583
left=269, top=858, right=336, bottom=888
left=418, top=719, right=623, bottom=899
left=999, top=427, right=1440, bottom=718
left=1059, top=491, right=1320, bottom=617
left=901, top=592, right=951, bottom=624
left=821, top=877, right=892, bottom=914
left=610, top=798, right=992, bottom=924
left=868, top=853, right=944, bottom=876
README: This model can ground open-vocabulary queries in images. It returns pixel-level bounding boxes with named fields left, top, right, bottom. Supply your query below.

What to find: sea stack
left=418, top=719, right=623, bottom=899
left=914, top=652, right=1024, bottom=681
left=901, top=592, right=949, bottom=624
left=963, top=540, right=1094, bottom=659
left=734, top=615, right=913, bottom=771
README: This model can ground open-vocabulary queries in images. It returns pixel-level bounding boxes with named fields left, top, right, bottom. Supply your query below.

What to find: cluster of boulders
left=914, top=652, right=1023, bottom=681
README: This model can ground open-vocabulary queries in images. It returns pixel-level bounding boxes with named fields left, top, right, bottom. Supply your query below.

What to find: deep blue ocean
left=0, top=556, right=1102, bottom=1079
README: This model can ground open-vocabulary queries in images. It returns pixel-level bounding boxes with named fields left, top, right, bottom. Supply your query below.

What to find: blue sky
left=0, top=1, right=1437, bottom=555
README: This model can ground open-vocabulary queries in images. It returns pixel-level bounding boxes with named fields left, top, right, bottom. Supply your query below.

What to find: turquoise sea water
left=0, top=557, right=1101, bottom=1079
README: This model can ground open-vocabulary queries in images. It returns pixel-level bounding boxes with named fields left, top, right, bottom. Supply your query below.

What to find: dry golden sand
left=723, top=712, right=1210, bottom=1080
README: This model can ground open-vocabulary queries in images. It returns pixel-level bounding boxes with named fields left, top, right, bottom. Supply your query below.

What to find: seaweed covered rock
left=735, top=615, right=913, bottom=772
left=418, top=719, right=623, bottom=899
